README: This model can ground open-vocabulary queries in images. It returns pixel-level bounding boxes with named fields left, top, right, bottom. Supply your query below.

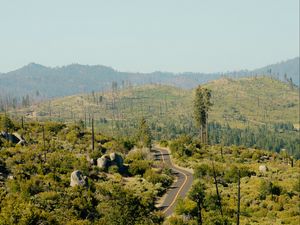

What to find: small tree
left=189, top=180, right=206, bottom=225
left=137, top=118, right=152, bottom=150
left=0, top=115, right=15, bottom=132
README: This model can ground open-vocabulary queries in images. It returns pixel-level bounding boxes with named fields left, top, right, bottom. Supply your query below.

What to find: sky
left=0, top=0, right=299, bottom=73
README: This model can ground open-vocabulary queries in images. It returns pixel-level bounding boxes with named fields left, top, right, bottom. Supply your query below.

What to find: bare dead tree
left=212, top=161, right=223, bottom=217
left=42, top=125, right=47, bottom=162
left=21, top=116, right=24, bottom=129
left=91, top=117, right=95, bottom=151
left=237, top=169, right=241, bottom=225
left=220, top=146, right=224, bottom=160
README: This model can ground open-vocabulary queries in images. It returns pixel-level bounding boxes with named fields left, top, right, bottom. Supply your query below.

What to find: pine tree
left=137, top=117, right=152, bottom=150
left=194, top=86, right=212, bottom=144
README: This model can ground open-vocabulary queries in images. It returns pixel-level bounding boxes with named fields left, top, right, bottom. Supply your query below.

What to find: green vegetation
left=136, top=118, right=152, bottom=149
left=0, top=115, right=173, bottom=224
left=1, top=72, right=299, bottom=224
left=0, top=115, right=15, bottom=132
left=166, top=136, right=300, bottom=225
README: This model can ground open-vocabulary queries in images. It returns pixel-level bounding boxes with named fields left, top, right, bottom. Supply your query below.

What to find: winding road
left=152, top=147, right=194, bottom=217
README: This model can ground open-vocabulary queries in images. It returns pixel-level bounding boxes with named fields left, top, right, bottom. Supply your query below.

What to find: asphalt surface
left=152, top=147, right=194, bottom=217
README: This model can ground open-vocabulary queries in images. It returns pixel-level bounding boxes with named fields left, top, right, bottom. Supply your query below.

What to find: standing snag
left=237, top=169, right=241, bottom=225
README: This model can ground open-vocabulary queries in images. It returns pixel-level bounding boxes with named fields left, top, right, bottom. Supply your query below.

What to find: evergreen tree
left=137, top=117, right=152, bottom=149
left=189, top=180, right=206, bottom=225
left=194, top=86, right=212, bottom=144
left=0, top=115, right=15, bottom=132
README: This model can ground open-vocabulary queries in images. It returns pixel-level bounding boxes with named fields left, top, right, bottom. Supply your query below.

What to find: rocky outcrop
left=70, top=170, right=86, bottom=187
left=97, top=153, right=124, bottom=171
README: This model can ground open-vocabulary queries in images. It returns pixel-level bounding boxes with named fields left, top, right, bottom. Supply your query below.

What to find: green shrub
left=175, top=198, right=197, bottom=217
left=44, top=122, right=66, bottom=134
left=108, top=165, right=119, bottom=174
left=144, top=169, right=172, bottom=188
left=166, top=215, right=193, bottom=225
left=224, top=165, right=255, bottom=183
left=159, top=140, right=169, bottom=147
left=125, top=148, right=151, bottom=163
left=194, top=163, right=212, bottom=178
left=128, top=160, right=151, bottom=176
left=293, top=177, right=300, bottom=193
left=259, top=180, right=282, bottom=200
left=169, top=135, right=193, bottom=158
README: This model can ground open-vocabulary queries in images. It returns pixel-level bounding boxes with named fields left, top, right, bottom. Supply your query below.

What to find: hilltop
left=205, top=76, right=299, bottom=126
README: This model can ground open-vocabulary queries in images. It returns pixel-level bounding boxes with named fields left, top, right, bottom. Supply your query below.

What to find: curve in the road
left=153, top=147, right=194, bottom=217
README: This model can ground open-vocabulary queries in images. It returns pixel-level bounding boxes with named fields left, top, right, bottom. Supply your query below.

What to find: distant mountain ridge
left=0, top=57, right=298, bottom=98
left=252, top=57, right=299, bottom=84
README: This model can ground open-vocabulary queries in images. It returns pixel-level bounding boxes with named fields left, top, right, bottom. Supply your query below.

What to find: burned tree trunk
left=237, top=169, right=241, bottom=225
left=91, top=117, right=95, bottom=151
left=212, top=161, right=223, bottom=217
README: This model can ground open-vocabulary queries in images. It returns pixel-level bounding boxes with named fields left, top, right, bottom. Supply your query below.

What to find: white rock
left=259, top=165, right=268, bottom=173
left=70, top=170, right=86, bottom=187
left=97, top=155, right=110, bottom=169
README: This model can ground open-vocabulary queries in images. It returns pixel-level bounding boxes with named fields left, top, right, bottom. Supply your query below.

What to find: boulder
left=0, top=131, right=25, bottom=145
left=70, top=170, right=86, bottom=187
left=110, top=152, right=116, bottom=161
left=260, top=155, right=269, bottom=161
left=259, top=165, right=268, bottom=173
left=86, top=155, right=96, bottom=165
left=110, top=152, right=123, bottom=167
left=217, top=178, right=228, bottom=187
left=97, top=155, right=110, bottom=169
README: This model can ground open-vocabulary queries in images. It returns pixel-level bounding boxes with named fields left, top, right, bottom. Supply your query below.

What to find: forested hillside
left=12, top=76, right=300, bottom=157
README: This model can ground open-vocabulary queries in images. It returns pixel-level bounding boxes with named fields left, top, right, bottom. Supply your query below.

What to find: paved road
left=152, top=147, right=194, bottom=217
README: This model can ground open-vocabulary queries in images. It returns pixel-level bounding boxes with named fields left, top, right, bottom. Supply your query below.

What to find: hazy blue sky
left=0, top=0, right=299, bottom=73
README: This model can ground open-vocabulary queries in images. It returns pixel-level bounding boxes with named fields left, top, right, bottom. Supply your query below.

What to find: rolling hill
left=14, top=76, right=299, bottom=131
left=7, top=75, right=300, bottom=157
left=0, top=57, right=298, bottom=100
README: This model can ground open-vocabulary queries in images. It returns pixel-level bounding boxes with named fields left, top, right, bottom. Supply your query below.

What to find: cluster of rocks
left=71, top=152, right=124, bottom=187
left=97, top=152, right=124, bottom=170
left=0, top=131, right=26, bottom=145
